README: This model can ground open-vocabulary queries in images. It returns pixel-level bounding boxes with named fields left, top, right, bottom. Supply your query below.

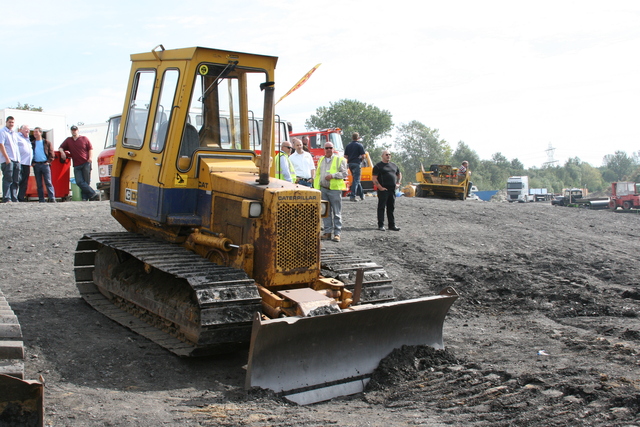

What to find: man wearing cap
left=314, top=142, right=348, bottom=242
left=0, top=116, right=21, bottom=203
left=59, top=126, right=99, bottom=201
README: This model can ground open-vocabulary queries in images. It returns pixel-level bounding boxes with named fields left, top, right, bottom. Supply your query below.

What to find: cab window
left=123, top=70, right=155, bottom=148
left=178, top=63, right=268, bottom=170
left=150, top=69, right=179, bottom=152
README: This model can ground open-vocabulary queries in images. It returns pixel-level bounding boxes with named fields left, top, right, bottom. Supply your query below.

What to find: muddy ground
left=1, top=195, right=639, bottom=426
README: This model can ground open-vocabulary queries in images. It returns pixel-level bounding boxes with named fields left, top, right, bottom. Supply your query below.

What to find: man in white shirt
left=0, top=116, right=21, bottom=203
left=17, top=125, right=33, bottom=202
left=289, top=138, right=315, bottom=187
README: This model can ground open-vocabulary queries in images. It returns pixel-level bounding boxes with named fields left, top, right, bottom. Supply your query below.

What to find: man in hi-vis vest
left=274, top=141, right=296, bottom=182
left=314, top=142, right=348, bottom=242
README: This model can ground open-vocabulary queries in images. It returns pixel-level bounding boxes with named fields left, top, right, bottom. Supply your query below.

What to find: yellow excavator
left=73, top=45, right=458, bottom=405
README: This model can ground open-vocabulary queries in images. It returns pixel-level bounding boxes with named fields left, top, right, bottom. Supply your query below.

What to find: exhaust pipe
left=258, top=82, right=275, bottom=185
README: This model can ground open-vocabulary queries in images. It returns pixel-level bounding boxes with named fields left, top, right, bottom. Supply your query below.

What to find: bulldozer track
left=73, top=234, right=397, bottom=357
left=320, top=248, right=395, bottom=303
left=74, top=232, right=262, bottom=357
left=0, top=288, right=24, bottom=379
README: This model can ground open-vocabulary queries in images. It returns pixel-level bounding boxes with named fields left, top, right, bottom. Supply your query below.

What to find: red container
left=26, top=151, right=71, bottom=201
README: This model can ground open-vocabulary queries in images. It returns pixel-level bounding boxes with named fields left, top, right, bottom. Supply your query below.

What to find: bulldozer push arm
left=75, top=45, right=458, bottom=404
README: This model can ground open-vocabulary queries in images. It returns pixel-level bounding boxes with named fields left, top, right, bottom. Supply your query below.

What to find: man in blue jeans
left=59, top=125, right=99, bottom=201
left=343, top=132, right=365, bottom=201
left=32, top=127, right=57, bottom=202
left=0, top=116, right=21, bottom=203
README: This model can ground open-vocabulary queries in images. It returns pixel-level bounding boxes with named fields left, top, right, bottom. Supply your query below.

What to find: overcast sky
left=3, top=0, right=639, bottom=168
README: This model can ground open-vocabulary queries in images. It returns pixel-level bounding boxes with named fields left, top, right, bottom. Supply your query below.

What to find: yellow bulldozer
left=415, top=164, right=471, bottom=200
left=73, top=45, right=458, bottom=405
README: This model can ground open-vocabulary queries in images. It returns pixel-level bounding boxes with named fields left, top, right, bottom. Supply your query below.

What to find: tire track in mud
left=363, top=346, right=640, bottom=426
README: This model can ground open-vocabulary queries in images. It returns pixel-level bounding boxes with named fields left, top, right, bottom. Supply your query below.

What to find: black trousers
left=377, top=186, right=396, bottom=227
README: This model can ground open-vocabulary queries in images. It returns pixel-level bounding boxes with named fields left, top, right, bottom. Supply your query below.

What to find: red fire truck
left=290, top=128, right=345, bottom=164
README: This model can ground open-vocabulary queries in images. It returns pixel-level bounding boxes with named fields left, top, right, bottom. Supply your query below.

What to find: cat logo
left=125, top=188, right=138, bottom=204
left=175, top=173, right=187, bottom=187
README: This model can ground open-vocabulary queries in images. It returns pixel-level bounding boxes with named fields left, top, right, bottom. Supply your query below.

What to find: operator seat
left=178, top=123, right=200, bottom=159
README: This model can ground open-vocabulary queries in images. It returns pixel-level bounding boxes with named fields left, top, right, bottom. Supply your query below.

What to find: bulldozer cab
left=110, top=46, right=278, bottom=225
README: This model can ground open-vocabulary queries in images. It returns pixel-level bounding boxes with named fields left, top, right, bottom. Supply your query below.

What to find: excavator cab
left=74, top=45, right=458, bottom=405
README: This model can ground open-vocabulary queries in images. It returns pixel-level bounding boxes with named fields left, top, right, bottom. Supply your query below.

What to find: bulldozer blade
left=246, top=287, right=458, bottom=405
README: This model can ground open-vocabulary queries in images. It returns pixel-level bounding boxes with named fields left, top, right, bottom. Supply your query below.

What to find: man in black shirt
left=344, top=132, right=365, bottom=201
left=372, top=150, right=402, bottom=231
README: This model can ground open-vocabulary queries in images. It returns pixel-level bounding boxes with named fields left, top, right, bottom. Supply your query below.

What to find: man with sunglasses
left=274, top=141, right=296, bottom=183
left=372, top=150, right=402, bottom=231
left=314, top=142, right=348, bottom=242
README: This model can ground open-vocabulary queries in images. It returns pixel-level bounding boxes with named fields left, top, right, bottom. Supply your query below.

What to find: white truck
left=507, top=176, right=534, bottom=203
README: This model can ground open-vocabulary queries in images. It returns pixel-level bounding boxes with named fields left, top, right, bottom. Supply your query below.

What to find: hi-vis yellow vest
left=314, top=155, right=346, bottom=191
left=275, top=152, right=296, bottom=182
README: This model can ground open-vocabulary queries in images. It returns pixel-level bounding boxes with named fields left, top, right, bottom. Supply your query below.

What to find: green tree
left=451, top=141, right=480, bottom=170
left=602, top=151, right=637, bottom=181
left=393, top=121, right=452, bottom=181
left=491, top=152, right=510, bottom=170
left=529, top=166, right=564, bottom=193
left=11, top=102, right=43, bottom=111
left=580, top=163, right=606, bottom=192
left=305, top=99, right=393, bottom=151
left=510, top=158, right=525, bottom=174
left=627, top=164, right=640, bottom=183
left=479, top=153, right=512, bottom=190
left=558, top=157, right=583, bottom=188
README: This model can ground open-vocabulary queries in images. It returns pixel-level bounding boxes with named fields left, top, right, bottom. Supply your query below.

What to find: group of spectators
left=275, top=131, right=403, bottom=242
left=0, top=116, right=98, bottom=203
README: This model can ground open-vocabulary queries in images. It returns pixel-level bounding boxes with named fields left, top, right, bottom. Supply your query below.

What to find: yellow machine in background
left=415, top=164, right=470, bottom=200
left=345, top=151, right=375, bottom=196
left=73, top=45, right=457, bottom=404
